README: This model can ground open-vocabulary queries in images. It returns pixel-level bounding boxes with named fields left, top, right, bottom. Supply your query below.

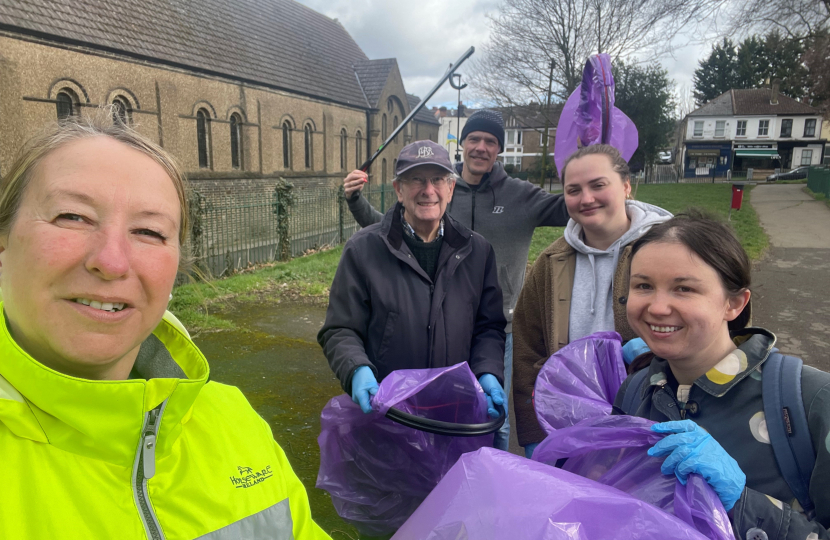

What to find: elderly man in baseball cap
left=319, top=140, right=506, bottom=423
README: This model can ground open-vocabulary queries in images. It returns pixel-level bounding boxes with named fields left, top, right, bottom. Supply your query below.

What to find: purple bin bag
left=533, top=415, right=734, bottom=540
left=554, top=53, right=639, bottom=173
left=316, top=362, right=492, bottom=536
left=534, top=331, right=627, bottom=435
left=393, top=447, right=723, bottom=540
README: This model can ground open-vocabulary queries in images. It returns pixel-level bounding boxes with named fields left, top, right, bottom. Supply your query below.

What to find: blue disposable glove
left=622, top=338, right=650, bottom=365
left=478, top=374, right=505, bottom=419
left=648, top=420, right=746, bottom=511
left=524, top=443, right=539, bottom=459
left=350, top=366, right=378, bottom=414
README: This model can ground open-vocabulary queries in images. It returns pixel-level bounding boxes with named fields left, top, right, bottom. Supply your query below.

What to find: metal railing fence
left=186, top=183, right=397, bottom=279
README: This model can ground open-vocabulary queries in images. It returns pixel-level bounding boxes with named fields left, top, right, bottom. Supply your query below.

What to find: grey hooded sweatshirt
left=347, top=160, right=570, bottom=333
left=565, top=200, right=672, bottom=342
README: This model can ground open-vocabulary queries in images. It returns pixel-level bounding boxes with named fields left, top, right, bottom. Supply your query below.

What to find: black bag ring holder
left=385, top=403, right=506, bottom=437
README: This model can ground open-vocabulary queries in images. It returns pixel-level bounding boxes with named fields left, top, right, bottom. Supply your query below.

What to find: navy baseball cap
left=395, top=140, right=455, bottom=177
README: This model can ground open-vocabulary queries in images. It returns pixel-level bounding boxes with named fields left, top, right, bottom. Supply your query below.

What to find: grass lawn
left=172, top=183, right=768, bottom=333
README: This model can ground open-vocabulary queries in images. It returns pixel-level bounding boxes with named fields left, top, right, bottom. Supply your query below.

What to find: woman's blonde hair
left=0, top=107, right=190, bottom=256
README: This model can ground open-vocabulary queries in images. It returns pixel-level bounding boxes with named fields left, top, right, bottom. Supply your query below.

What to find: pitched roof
left=689, top=88, right=819, bottom=117
left=407, top=94, right=440, bottom=125
left=353, top=59, right=398, bottom=108
left=0, top=0, right=371, bottom=107
left=501, top=104, right=562, bottom=129
left=688, top=91, right=734, bottom=116
left=732, top=88, right=819, bottom=115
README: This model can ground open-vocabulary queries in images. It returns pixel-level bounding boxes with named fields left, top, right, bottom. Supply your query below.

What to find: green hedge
left=807, top=167, right=830, bottom=197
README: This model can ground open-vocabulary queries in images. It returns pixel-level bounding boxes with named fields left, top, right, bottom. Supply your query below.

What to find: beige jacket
left=512, top=236, right=636, bottom=446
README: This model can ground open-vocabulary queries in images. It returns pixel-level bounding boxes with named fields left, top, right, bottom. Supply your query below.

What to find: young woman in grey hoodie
left=512, top=144, right=672, bottom=457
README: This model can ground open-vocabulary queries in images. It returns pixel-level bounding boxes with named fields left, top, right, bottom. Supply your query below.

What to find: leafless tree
left=675, top=84, right=698, bottom=119
left=707, top=0, right=829, bottom=40
left=470, top=0, right=716, bottom=106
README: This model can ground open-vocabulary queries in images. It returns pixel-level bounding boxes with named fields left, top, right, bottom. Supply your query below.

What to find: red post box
left=731, top=183, right=745, bottom=210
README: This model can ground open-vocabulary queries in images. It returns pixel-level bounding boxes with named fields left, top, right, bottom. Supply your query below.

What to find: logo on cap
left=417, top=146, right=435, bottom=158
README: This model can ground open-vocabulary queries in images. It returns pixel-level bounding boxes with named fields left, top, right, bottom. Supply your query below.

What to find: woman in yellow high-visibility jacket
left=0, top=110, right=330, bottom=540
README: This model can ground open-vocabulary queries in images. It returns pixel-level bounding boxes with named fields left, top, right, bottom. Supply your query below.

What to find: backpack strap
left=620, top=367, right=650, bottom=415
left=762, top=351, right=816, bottom=518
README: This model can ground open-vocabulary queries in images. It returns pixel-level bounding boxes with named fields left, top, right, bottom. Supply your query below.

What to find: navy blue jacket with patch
left=614, top=328, right=830, bottom=540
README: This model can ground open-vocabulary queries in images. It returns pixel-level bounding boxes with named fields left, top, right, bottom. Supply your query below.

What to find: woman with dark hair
left=614, top=211, right=830, bottom=539
left=512, top=144, right=671, bottom=457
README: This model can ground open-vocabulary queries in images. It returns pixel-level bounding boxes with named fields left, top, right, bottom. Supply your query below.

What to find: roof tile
left=0, top=0, right=371, bottom=107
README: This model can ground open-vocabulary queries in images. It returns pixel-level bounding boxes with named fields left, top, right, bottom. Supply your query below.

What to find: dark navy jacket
left=318, top=203, right=506, bottom=395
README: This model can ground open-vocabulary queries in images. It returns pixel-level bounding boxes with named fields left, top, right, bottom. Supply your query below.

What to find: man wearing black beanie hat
left=342, top=108, right=569, bottom=453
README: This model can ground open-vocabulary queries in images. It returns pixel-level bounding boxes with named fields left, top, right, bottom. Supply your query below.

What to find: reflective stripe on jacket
left=0, top=307, right=330, bottom=540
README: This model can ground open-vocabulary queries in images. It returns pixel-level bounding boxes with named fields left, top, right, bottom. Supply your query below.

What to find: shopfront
left=733, top=144, right=780, bottom=175
left=683, top=143, right=732, bottom=178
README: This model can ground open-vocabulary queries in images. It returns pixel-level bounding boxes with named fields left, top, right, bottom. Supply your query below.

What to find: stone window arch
left=196, top=108, right=212, bottom=169
left=111, top=96, right=132, bottom=125
left=282, top=120, right=293, bottom=170
left=230, top=113, right=243, bottom=170
left=355, top=130, right=363, bottom=168
left=55, top=89, right=79, bottom=120
left=340, top=128, right=348, bottom=171
left=304, top=123, right=314, bottom=170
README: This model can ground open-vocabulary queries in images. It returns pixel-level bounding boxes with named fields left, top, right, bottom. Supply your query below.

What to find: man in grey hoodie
left=341, top=109, right=569, bottom=451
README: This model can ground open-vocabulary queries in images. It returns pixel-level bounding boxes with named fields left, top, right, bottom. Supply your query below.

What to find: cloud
left=296, top=0, right=498, bottom=105
left=297, top=0, right=712, bottom=110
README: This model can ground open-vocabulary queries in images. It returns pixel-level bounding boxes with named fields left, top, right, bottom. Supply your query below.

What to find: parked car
left=657, top=151, right=672, bottom=163
left=766, top=166, right=810, bottom=182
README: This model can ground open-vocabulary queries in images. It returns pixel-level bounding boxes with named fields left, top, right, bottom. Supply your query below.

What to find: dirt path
left=750, top=184, right=830, bottom=371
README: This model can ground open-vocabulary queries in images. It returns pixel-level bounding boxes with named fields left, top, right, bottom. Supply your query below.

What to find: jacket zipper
left=471, top=190, right=476, bottom=230
left=132, top=400, right=169, bottom=540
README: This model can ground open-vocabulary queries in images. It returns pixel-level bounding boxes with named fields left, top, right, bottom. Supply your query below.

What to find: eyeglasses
left=399, top=176, right=450, bottom=189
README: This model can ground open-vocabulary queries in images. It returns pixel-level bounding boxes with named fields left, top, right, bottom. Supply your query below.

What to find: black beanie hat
left=461, top=110, right=505, bottom=152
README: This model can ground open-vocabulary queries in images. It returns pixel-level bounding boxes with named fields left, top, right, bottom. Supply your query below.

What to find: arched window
left=382, top=114, right=388, bottom=140
left=393, top=115, right=399, bottom=143
left=340, top=129, right=348, bottom=171
left=282, top=121, right=292, bottom=169
left=382, top=158, right=387, bottom=184
left=304, top=123, right=313, bottom=169
left=355, top=130, right=363, bottom=168
left=230, top=113, right=243, bottom=170
left=55, top=90, right=77, bottom=120
left=196, top=109, right=211, bottom=169
left=111, top=96, right=131, bottom=125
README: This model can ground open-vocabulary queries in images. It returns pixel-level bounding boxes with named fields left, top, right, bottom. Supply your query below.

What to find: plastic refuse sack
left=392, top=446, right=724, bottom=540
left=533, top=415, right=734, bottom=540
left=534, top=331, right=627, bottom=435
left=316, top=362, right=492, bottom=536
left=554, top=53, right=639, bottom=174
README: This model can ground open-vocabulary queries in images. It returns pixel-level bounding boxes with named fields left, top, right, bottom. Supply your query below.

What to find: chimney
left=439, top=106, right=447, bottom=118
left=770, top=79, right=780, bottom=105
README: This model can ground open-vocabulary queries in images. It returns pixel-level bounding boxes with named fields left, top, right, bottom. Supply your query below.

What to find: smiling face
left=0, top=136, right=181, bottom=380
left=563, top=153, right=631, bottom=239
left=627, top=241, right=750, bottom=383
left=394, top=164, right=455, bottom=239
left=461, top=131, right=500, bottom=177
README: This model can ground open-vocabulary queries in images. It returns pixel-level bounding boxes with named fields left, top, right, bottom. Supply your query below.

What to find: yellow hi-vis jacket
left=0, top=307, right=330, bottom=540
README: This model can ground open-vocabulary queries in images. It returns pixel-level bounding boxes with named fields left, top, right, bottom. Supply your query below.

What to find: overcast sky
left=296, top=0, right=711, bottom=110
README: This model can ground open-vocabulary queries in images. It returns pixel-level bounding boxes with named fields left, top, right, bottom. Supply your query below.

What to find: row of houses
left=678, top=85, right=828, bottom=178
left=0, top=0, right=440, bottom=192
left=435, top=104, right=557, bottom=173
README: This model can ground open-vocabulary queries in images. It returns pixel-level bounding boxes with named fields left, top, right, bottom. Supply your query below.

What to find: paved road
left=750, top=184, right=830, bottom=371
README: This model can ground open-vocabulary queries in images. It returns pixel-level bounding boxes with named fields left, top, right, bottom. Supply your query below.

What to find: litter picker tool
left=359, top=46, right=475, bottom=172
